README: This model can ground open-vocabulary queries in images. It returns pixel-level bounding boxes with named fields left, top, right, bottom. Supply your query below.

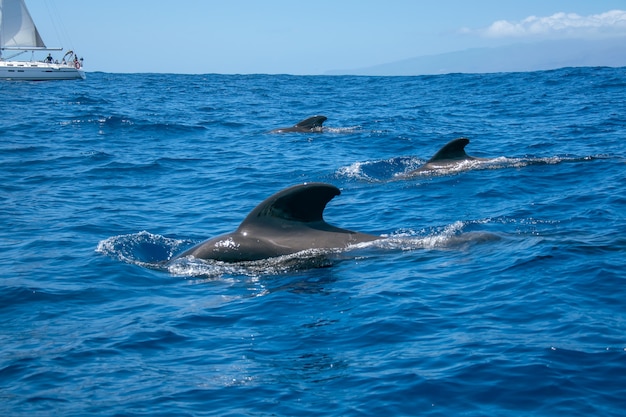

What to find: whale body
left=174, top=183, right=378, bottom=262
left=270, top=115, right=328, bottom=133
left=407, top=137, right=486, bottom=174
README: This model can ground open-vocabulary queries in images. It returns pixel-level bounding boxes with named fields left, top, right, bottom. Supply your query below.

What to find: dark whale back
left=270, top=115, right=327, bottom=133
left=241, top=182, right=339, bottom=224
left=409, top=137, right=485, bottom=174
left=425, top=137, right=471, bottom=163
left=174, top=183, right=378, bottom=262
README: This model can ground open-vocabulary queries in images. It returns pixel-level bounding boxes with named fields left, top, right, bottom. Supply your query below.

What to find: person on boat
left=45, top=54, right=53, bottom=63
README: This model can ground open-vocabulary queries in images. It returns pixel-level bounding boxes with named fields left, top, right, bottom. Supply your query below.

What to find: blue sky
left=28, top=0, right=626, bottom=74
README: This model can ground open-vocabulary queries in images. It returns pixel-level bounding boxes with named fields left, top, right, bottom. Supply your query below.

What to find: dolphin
left=407, top=137, right=486, bottom=174
left=270, top=115, right=328, bottom=133
left=173, top=183, right=379, bottom=262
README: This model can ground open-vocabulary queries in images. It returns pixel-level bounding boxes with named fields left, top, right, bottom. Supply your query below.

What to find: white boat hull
left=0, top=60, right=85, bottom=80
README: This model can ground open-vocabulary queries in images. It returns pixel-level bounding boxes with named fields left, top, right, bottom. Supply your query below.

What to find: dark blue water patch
left=59, top=114, right=210, bottom=136
left=112, top=329, right=189, bottom=353
left=2, top=67, right=626, bottom=416
left=66, top=94, right=110, bottom=105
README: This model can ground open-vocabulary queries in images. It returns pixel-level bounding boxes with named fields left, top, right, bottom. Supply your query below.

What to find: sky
left=26, top=0, right=626, bottom=75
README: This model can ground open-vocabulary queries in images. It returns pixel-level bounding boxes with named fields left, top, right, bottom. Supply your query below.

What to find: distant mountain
left=326, top=37, right=626, bottom=76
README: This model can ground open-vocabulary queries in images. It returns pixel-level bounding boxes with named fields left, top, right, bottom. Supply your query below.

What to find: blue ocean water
left=1, top=67, right=626, bottom=416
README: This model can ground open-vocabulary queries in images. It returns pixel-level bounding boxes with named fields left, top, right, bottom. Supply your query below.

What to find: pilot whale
left=270, top=115, right=327, bottom=133
left=173, top=183, right=379, bottom=262
left=407, top=137, right=486, bottom=174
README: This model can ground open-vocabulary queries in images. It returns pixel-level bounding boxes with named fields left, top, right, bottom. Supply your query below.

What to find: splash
left=323, top=126, right=362, bottom=134
left=95, top=231, right=188, bottom=268
left=97, top=231, right=342, bottom=278
left=167, top=248, right=341, bottom=279
left=335, top=161, right=377, bottom=182
left=336, top=156, right=422, bottom=181
left=400, top=155, right=607, bottom=178
left=97, top=221, right=502, bottom=279
left=375, top=220, right=500, bottom=251
left=336, top=154, right=606, bottom=182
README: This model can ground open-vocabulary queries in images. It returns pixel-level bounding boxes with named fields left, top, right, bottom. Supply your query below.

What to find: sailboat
left=0, top=0, right=85, bottom=80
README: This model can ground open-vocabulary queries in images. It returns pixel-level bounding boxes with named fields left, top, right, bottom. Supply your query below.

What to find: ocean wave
left=335, top=154, right=608, bottom=182
left=97, top=220, right=504, bottom=279
left=377, top=220, right=502, bottom=251
left=5, top=68, right=626, bottom=416
left=59, top=114, right=208, bottom=134
left=167, top=250, right=339, bottom=280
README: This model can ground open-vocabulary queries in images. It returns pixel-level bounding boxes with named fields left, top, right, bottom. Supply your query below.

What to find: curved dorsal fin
left=240, top=183, right=340, bottom=227
left=426, top=138, right=470, bottom=163
left=294, top=115, right=327, bottom=129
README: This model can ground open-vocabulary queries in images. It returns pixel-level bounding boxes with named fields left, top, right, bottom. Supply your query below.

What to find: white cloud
left=481, top=10, right=626, bottom=38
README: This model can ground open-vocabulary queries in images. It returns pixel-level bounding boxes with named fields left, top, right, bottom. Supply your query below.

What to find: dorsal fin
left=239, top=183, right=340, bottom=227
left=426, top=138, right=470, bottom=163
left=294, top=115, right=327, bottom=129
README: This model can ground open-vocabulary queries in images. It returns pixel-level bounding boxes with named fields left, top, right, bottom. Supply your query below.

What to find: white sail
left=0, top=0, right=46, bottom=49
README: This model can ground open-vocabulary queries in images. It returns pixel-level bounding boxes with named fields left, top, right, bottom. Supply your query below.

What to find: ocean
left=1, top=67, right=625, bottom=416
